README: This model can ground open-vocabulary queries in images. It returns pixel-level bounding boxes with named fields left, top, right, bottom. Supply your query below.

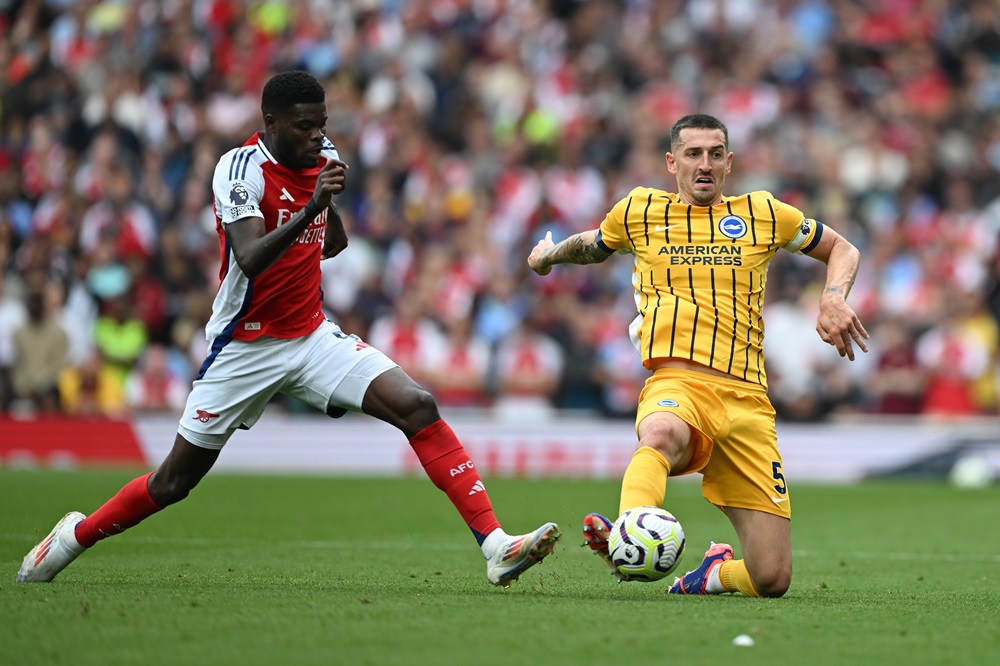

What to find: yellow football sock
left=618, top=446, right=670, bottom=515
left=719, top=559, right=761, bottom=597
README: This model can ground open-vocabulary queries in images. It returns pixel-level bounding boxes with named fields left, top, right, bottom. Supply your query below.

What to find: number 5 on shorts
left=772, top=461, right=787, bottom=496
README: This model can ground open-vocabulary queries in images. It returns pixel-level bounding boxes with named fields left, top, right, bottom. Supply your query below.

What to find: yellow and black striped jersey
left=597, top=187, right=822, bottom=388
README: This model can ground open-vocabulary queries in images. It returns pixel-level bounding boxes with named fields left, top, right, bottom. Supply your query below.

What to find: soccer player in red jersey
left=19, top=71, right=559, bottom=588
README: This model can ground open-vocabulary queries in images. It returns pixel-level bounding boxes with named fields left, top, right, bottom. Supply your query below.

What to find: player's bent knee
left=366, top=368, right=440, bottom=425
left=368, top=377, right=442, bottom=438
left=751, top=567, right=791, bottom=598
left=637, top=420, right=693, bottom=469
left=402, top=386, right=440, bottom=428
left=407, top=389, right=441, bottom=430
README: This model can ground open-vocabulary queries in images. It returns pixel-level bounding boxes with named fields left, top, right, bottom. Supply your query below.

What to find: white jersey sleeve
left=321, top=137, right=340, bottom=162
left=213, top=145, right=266, bottom=225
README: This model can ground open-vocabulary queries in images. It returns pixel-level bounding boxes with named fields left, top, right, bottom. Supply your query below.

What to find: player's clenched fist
left=312, top=159, right=348, bottom=208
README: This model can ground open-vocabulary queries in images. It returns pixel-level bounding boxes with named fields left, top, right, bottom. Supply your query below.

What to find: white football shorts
left=178, top=319, right=397, bottom=450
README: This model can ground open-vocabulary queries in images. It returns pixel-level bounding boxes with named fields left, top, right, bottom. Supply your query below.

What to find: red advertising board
left=0, top=416, right=146, bottom=467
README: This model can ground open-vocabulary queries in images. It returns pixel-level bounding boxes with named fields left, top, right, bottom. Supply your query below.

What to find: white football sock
left=705, top=563, right=726, bottom=594
left=481, top=528, right=507, bottom=558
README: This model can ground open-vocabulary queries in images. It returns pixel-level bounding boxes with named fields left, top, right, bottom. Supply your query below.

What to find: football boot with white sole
left=667, top=541, right=733, bottom=594
left=486, top=522, right=561, bottom=587
left=17, top=511, right=88, bottom=583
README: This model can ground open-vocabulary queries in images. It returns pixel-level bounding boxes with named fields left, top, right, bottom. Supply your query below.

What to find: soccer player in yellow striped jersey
left=528, top=114, right=869, bottom=597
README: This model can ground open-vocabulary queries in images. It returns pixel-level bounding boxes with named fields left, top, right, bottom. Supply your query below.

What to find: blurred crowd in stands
left=1, top=0, right=999, bottom=422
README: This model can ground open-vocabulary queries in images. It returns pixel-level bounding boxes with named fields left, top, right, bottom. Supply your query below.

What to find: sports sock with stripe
left=74, top=472, right=162, bottom=548
left=409, top=419, right=502, bottom=545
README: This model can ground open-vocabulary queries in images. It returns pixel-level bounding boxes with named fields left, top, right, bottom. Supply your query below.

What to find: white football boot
left=484, top=522, right=561, bottom=587
left=17, top=511, right=88, bottom=582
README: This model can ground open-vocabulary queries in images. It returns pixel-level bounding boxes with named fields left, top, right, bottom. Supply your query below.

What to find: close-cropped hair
left=261, top=70, right=326, bottom=117
left=670, top=114, right=730, bottom=150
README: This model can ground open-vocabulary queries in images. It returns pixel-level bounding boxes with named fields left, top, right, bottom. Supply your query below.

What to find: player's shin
left=74, top=472, right=163, bottom=547
left=408, top=419, right=501, bottom=544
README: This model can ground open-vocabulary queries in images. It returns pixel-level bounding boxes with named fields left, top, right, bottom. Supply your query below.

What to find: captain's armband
left=783, top=218, right=824, bottom=254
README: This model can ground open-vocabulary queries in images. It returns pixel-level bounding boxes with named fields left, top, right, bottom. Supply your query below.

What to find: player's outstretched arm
left=527, top=229, right=613, bottom=276
left=228, top=159, right=348, bottom=278
left=803, top=225, right=869, bottom=361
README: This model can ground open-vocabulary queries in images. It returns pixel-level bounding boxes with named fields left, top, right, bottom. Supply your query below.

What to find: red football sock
left=74, top=472, right=162, bottom=548
left=409, top=420, right=501, bottom=544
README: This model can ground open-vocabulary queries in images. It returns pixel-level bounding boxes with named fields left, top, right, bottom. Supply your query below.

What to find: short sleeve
left=212, top=147, right=265, bottom=224
left=597, top=191, right=637, bottom=251
left=772, top=198, right=821, bottom=254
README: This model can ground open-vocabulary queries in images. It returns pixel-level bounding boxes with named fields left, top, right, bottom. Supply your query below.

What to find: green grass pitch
left=2, top=469, right=998, bottom=665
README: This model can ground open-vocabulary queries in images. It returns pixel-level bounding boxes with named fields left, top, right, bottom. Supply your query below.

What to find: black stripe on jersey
left=746, top=194, right=757, bottom=246
left=666, top=269, right=676, bottom=357
left=229, top=147, right=256, bottom=181
left=688, top=268, right=698, bottom=358
left=686, top=206, right=693, bottom=244
left=239, top=148, right=257, bottom=179
left=708, top=205, right=715, bottom=243
left=228, top=148, right=247, bottom=180
left=725, top=200, right=736, bottom=243
left=668, top=303, right=679, bottom=358
left=726, top=268, right=737, bottom=375
left=767, top=198, right=777, bottom=250
left=642, top=193, right=652, bottom=246
left=802, top=221, right=825, bottom=254
left=755, top=273, right=764, bottom=385
left=648, top=270, right=659, bottom=364
left=708, top=268, right=719, bottom=368
left=664, top=200, right=672, bottom=244
left=743, top=271, right=754, bottom=381
left=240, top=147, right=255, bottom=179
left=623, top=197, right=636, bottom=250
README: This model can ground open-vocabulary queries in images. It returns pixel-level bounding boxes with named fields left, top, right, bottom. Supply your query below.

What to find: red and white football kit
left=179, top=133, right=396, bottom=449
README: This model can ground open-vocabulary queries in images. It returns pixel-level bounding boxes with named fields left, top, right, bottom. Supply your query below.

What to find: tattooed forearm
left=821, top=236, right=860, bottom=301
left=541, top=231, right=611, bottom=267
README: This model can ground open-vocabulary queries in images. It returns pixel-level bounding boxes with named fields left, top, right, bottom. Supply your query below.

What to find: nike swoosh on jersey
left=654, top=224, right=684, bottom=232
left=771, top=496, right=789, bottom=504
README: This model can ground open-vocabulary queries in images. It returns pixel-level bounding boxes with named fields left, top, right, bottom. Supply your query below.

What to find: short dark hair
left=670, top=114, right=729, bottom=151
left=261, top=71, right=326, bottom=117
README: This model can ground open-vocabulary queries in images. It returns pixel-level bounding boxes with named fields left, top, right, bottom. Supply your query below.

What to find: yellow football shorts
left=635, top=368, right=790, bottom=518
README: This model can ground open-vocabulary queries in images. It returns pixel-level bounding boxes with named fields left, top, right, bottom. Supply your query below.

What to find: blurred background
left=1, top=0, right=999, bottom=428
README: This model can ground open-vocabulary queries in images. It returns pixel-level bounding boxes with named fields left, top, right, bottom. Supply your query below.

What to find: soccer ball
left=608, top=506, right=685, bottom=582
